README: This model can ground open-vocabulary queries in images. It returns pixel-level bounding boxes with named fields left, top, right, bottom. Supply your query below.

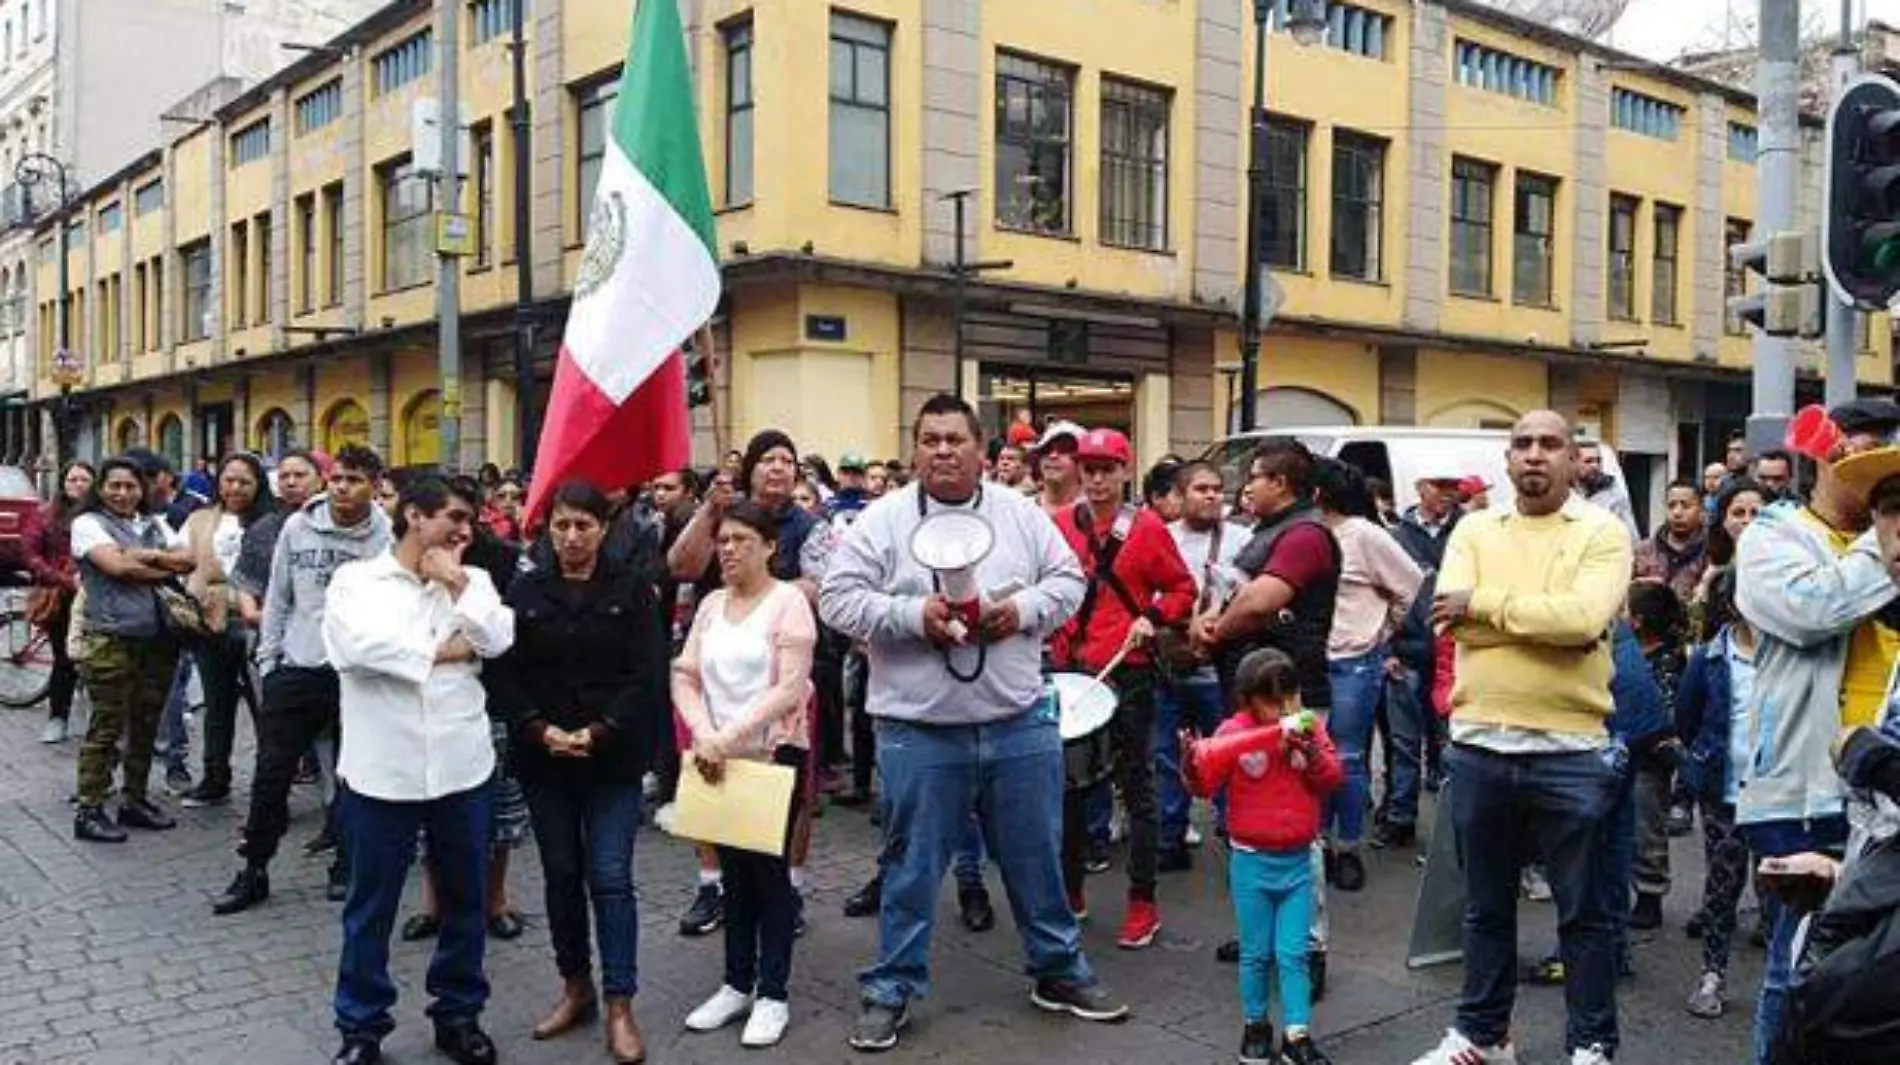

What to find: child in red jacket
left=1185, top=648, right=1344, bottom=1065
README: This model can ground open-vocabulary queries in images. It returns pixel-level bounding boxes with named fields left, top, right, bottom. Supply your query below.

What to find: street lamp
left=15, top=151, right=74, bottom=462
left=1238, top=0, right=1326, bottom=432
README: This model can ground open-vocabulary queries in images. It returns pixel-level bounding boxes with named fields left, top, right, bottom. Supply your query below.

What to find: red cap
left=1457, top=475, right=1491, bottom=496
left=1076, top=428, right=1132, bottom=466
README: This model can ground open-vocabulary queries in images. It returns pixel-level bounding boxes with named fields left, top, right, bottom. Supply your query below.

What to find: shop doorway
left=977, top=365, right=1135, bottom=451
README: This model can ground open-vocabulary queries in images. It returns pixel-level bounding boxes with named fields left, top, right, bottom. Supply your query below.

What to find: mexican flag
left=527, top=0, right=718, bottom=522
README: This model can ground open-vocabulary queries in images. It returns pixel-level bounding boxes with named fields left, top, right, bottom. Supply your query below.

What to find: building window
left=829, top=13, right=891, bottom=209
left=254, top=211, right=271, bottom=325
left=1607, top=194, right=1639, bottom=320
left=295, top=80, right=343, bottom=135
left=372, top=29, right=433, bottom=96
left=231, top=119, right=271, bottom=167
left=470, top=0, right=523, bottom=46
left=576, top=76, right=620, bottom=225
left=724, top=23, right=753, bottom=206
left=97, top=202, right=122, bottom=234
left=297, top=195, right=316, bottom=313
left=323, top=183, right=344, bottom=307
left=1856, top=312, right=1873, bottom=352
left=230, top=222, right=249, bottom=328
left=1727, top=121, right=1758, bottom=163
left=1267, top=0, right=1389, bottom=59
left=1330, top=131, right=1383, bottom=280
left=1260, top=117, right=1307, bottom=270
left=1099, top=78, right=1170, bottom=251
left=995, top=51, right=1074, bottom=236
left=149, top=258, right=163, bottom=350
left=1652, top=202, right=1680, bottom=325
left=181, top=242, right=211, bottom=342
left=1453, top=40, right=1560, bottom=105
left=1512, top=172, right=1557, bottom=307
left=132, top=263, right=145, bottom=351
left=472, top=123, right=493, bottom=267
left=380, top=158, right=433, bottom=291
left=1724, top=217, right=1751, bottom=334
left=1450, top=156, right=1495, bottom=297
left=134, top=180, right=163, bottom=216
left=1611, top=87, right=1684, bottom=140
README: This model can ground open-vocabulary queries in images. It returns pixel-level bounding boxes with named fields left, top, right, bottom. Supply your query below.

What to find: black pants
left=715, top=745, right=805, bottom=1002
left=814, top=631, right=848, bottom=769
left=46, top=600, right=76, bottom=723
left=238, top=666, right=343, bottom=865
left=196, top=629, right=254, bottom=790
left=847, top=650, right=875, bottom=793
left=1062, top=667, right=1160, bottom=901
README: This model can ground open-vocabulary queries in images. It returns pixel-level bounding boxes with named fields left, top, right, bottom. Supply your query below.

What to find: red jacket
left=1185, top=712, right=1344, bottom=852
left=1050, top=503, right=1196, bottom=672
left=22, top=500, right=75, bottom=591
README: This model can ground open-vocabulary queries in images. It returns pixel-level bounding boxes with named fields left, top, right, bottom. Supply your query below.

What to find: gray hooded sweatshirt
left=258, top=496, right=392, bottom=673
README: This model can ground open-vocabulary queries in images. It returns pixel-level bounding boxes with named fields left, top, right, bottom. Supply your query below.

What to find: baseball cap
left=1829, top=398, right=1900, bottom=437
left=1033, top=420, right=1086, bottom=453
left=1830, top=445, right=1900, bottom=506
left=1457, top=475, right=1492, bottom=496
left=1417, top=462, right=1467, bottom=484
left=1076, top=428, right=1133, bottom=466
left=838, top=452, right=868, bottom=472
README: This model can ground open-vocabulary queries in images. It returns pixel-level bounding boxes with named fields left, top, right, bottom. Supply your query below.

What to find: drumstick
left=1093, top=640, right=1135, bottom=685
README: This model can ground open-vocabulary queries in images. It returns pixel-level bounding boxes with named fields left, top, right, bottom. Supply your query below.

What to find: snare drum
left=1050, top=672, right=1118, bottom=792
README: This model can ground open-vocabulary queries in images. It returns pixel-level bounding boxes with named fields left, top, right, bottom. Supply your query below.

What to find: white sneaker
left=39, top=718, right=68, bottom=744
left=1522, top=867, right=1553, bottom=902
left=1410, top=1029, right=1517, bottom=1065
left=1184, top=824, right=1204, bottom=846
left=1570, top=1046, right=1612, bottom=1065
left=684, top=985, right=752, bottom=1032
left=740, top=997, right=789, bottom=1048
left=1686, top=971, right=1725, bottom=1018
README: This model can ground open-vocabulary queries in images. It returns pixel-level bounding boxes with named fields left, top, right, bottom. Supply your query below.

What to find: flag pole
left=701, top=323, right=726, bottom=462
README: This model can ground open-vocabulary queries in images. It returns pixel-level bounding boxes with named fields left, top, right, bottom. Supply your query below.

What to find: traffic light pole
left=1750, top=0, right=1801, bottom=455
left=1825, top=0, right=1860, bottom=407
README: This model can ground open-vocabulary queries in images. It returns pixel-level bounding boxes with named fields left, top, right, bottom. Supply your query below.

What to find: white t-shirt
left=70, top=512, right=184, bottom=560
left=1167, top=518, right=1247, bottom=610
left=210, top=513, right=244, bottom=578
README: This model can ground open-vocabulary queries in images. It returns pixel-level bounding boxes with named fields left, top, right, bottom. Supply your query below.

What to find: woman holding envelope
left=672, top=499, right=818, bottom=1049
left=489, top=481, right=668, bottom=1064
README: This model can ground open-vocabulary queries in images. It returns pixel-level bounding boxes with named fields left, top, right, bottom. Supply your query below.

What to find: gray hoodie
left=259, top=496, right=393, bottom=672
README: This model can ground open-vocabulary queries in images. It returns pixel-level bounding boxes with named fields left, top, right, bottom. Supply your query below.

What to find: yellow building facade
left=17, top=0, right=1889, bottom=505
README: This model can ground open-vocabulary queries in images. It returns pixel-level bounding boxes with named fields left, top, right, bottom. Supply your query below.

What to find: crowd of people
left=19, top=392, right=1900, bottom=1065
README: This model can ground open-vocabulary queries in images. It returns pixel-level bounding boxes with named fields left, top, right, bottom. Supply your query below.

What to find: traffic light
left=684, top=339, right=712, bottom=408
left=1823, top=73, right=1900, bottom=308
left=1729, top=230, right=1824, bottom=338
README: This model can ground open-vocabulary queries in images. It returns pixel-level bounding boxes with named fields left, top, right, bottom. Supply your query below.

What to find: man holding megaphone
left=821, top=393, right=1128, bottom=1054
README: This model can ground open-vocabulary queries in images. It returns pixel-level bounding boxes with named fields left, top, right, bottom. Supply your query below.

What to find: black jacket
left=489, top=558, right=669, bottom=787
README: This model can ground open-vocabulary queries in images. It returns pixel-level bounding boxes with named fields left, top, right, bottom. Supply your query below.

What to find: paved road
left=0, top=701, right=1758, bottom=1065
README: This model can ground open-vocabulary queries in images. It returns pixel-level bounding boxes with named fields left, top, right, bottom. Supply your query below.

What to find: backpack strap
left=1069, top=504, right=1145, bottom=667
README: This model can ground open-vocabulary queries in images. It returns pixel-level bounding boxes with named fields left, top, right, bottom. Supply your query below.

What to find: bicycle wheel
left=0, top=608, right=53, bottom=708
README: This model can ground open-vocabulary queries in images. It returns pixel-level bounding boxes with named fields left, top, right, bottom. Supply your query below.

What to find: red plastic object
left=1787, top=404, right=1842, bottom=461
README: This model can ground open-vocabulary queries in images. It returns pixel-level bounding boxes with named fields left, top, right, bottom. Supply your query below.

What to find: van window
left=1336, top=441, right=1393, bottom=488
left=1201, top=433, right=1339, bottom=496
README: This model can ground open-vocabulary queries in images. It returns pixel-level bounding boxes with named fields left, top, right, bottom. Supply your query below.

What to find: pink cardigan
left=671, top=580, right=817, bottom=760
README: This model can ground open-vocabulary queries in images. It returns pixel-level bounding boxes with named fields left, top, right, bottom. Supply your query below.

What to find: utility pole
left=1825, top=0, right=1860, bottom=407
left=435, top=0, right=462, bottom=470
left=510, top=0, right=536, bottom=471
left=1749, top=0, right=1801, bottom=455
left=941, top=189, right=1009, bottom=401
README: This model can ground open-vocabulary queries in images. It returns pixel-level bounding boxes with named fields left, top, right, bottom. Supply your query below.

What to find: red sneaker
left=1067, top=887, right=1088, bottom=921
left=1117, top=899, right=1161, bottom=949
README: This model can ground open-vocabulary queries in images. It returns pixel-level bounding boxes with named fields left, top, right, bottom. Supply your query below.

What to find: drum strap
left=1070, top=503, right=1142, bottom=668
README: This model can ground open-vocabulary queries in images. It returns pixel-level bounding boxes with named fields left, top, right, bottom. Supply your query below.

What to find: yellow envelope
left=668, top=759, right=798, bottom=857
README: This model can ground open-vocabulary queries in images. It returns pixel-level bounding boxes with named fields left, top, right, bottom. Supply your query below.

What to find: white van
left=1199, top=426, right=1631, bottom=516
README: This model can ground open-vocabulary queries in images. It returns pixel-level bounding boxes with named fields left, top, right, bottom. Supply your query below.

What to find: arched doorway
left=401, top=390, right=441, bottom=468
left=255, top=408, right=295, bottom=459
left=1424, top=400, right=1520, bottom=429
left=157, top=414, right=185, bottom=471
left=1255, top=387, right=1360, bottom=429
left=321, top=399, right=371, bottom=454
left=115, top=416, right=142, bottom=453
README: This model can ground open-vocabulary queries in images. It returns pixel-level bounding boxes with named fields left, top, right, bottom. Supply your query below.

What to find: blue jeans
left=1596, top=754, right=1637, bottom=968
left=863, top=706, right=1093, bottom=1006
left=1448, top=744, right=1620, bottom=1056
left=1230, top=848, right=1315, bottom=1028
left=1739, top=816, right=1847, bottom=1064
left=1324, top=649, right=1385, bottom=845
left=523, top=778, right=642, bottom=997
left=952, top=817, right=987, bottom=892
left=335, top=781, right=495, bottom=1041
left=157, top=656, right=193, bottom=772
left=1382, top=667, right=1427, bottom=827
left=1155, top=671, right=1226, bottom=848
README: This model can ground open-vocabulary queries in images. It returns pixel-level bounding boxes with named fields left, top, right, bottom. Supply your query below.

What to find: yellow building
left=18, top=0, right=1890, bottom=509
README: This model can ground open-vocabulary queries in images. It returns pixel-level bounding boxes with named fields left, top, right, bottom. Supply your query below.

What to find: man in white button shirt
left=321, top=475, right=515, bottom=1065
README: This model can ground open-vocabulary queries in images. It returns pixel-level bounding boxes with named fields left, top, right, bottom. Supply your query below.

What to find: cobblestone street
left=0, top=702, right=1757, bottom=1065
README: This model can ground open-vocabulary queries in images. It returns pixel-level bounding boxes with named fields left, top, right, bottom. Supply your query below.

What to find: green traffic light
left=1873, top=235, right=1900, bottom=276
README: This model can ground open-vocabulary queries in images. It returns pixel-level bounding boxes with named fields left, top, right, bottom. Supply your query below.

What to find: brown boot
left=531, top=975, right=597, bottom=1040
left=605, top=996, right=646, bottom=1064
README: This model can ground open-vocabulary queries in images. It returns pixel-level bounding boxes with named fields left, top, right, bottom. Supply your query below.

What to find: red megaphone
left=1786, top=405, right=1842, bottom=462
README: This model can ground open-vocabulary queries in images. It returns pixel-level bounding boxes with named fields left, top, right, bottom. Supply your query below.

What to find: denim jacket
left=1675, top=631, right=1737, bottom=802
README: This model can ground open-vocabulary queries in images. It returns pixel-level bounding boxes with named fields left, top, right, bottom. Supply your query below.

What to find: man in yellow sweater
left=1410, top=410, right=1633, bottom=1065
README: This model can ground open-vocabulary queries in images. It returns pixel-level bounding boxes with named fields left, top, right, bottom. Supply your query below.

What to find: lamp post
left=16, top=151, right=74, bottom=463
left=1238, top=0, right=1326, bottom=432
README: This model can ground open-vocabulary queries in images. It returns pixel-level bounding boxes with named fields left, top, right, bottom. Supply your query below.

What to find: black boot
left=117, top=797, right=176, bottom=831
left=326, top=859, right=349, bottom=902
left=844, top=874, right=882, bottom=918
left=212, top=864, right=271, bottom=916
left=74, top=805, right=127, bottom=843
left=1630, top=892, right=1664, bottom=930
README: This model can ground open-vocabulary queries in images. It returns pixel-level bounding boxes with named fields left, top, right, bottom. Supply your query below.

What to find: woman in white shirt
left=177, top=453, right=275, bottom=808
left=673, top=500, right=818, bottom=1050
